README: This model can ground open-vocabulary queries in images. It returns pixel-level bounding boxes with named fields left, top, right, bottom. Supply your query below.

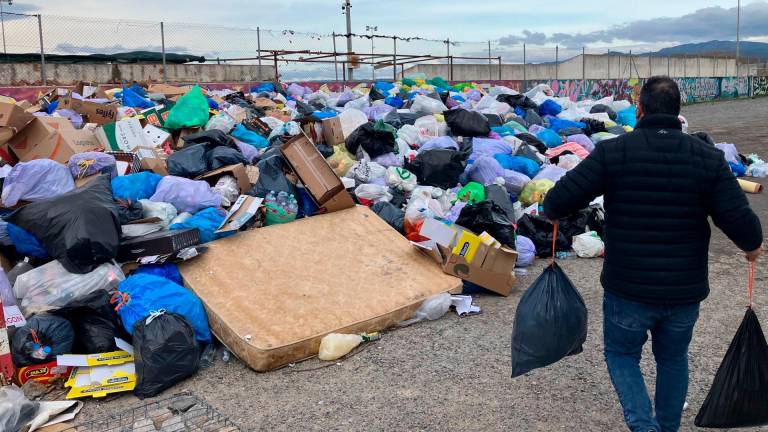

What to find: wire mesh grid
left=62, top=393, right=244, bottom=432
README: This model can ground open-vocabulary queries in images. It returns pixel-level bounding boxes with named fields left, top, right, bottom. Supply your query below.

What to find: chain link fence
left=0, top=11, right=761, bottom=85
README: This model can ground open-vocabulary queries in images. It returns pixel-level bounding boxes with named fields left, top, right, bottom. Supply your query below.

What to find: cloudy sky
left=2, top=0, right=766, bottom=79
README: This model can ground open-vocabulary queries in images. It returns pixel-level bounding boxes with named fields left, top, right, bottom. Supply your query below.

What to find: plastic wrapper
left=354, top=184, right=393, bottom=205
left=139, top=199, right=178, bottom=228
left=0, top=385, right=38, bottom=432
left=519, top=179, right=555, bottom=207
left=2, top=159, right=75, bottom=207
left=399, top=293, right=452, bottom=326
left=327, top=145, right=356, bottom=177
left=455, top=201, right=517, bottom=247
left=385, top=167, right=417, bottom=192
left=69, top=152, right=117, bottom=179
left=133, top=311, right=200, bottom=399
left=457, top=182, right=486, bottom=205
left=6, top=175, right=121, bottom=274
left=511, top=262, right=587, bottom=377
left=150, top=176, right=222, bottom=214
left=11, top=313, right=75, bottom=366
left=14, top=259, right=125, bottom=315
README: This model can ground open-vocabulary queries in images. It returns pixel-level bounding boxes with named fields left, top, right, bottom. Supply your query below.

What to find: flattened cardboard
left=321, top=116, right=344, bottom=145
left=196, top=163, right=251, bottom=194
left=14, top=361, right=73, bottom=386
left=216, top=195, right=262, bottom=234
left=56, top=350, right=133, bottom=367
left=148, top=83, right=189, bottom=97
left=95, top=118, right=144, bottom=152
left=179, top=205, right=462, bottom=371
left=8, top=118, right=100, bottom=164
left=58, top=95, right=118, bottom=125
left=0, top=103, right=34, bottom=144
left=281, top=133, right=344, bottom=204
left=140, top=105, right=170, bottom=127
left=134, top=146, right=168, bottom=176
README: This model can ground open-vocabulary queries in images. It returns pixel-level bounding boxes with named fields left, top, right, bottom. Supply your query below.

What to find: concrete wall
left=0, top=63, right=276, bottom=86
left=403, top=55, right=742, bottom=81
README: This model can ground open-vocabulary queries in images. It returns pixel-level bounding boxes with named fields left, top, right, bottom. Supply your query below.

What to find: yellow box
left=452, top=231, right=483, bottom=264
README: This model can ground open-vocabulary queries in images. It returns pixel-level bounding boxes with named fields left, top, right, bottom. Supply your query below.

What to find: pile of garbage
left=0, top=73, right=764, bottom=427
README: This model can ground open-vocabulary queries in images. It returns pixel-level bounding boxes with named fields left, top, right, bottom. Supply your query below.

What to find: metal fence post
left=487, top=40, right=492, bottom=81
left=446, top=38, right=450, bottom=80
left=392, top=37, right=397, bottom=82
left=648, top=54, right=651, bottom=78
left=160, top=22, right=167, bottom=83
left=522, top=44, right=526, bottom=90
left=36, top=14, right=46, bottom=86
left=555, top=45, right=559, bottom=81
left=333, top=32, right=339, bottom=82
left=697, top=55, right=701, bottom=77
left=498, top=56, right=502, bottom=80
left=257, top=27, right=262, bottom=81
left=607, top=49, right=610, bottom=79
left=582, top=46, right=586, bottom=80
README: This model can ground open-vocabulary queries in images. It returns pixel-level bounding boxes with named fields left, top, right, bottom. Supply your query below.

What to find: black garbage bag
left=455, top=201, right=517, bottom=248
left=405, top=149, right=465, bottom=190
left=509, top=116, right=529, bottom=129
left=515, top=143, right=544, bottom=166
left=115, top=199, right=143, bottom=224
left=248, top=155, right=296, bottom=198
left=590, top=104, right=617, bottom=120
left=167, top=144, right=208, bottom=178
left=12, top=313, right=75, bottom=366
left=525, top=109, right=543, bottom=127
left=388, top=188, right=407, bottom=209
left=369, top=86, right=385, bottom=101
left=497, top=93, right=538, bottom=110
left=294, top=100, right=315, bottom=116
left=443, top=108, right=491, bottom=137
left=133, top=311, right=200, bottom=399
left=580, top=118, right=608, bottom=136
left=511, top=262, right=587, bottom=377
left=515, top=132, right=548, bottom=154
left=606, top=125, right=627, bottom=136
left=559, top=127, right=584, bottom=137
left=182, top=129, right=236, bottom=149
left=372, top=201, right=405, bottom=234
left=484, top=184, right=515, bottom=220
left=692, top=131, right=715, bottom=145
left=397, top=112, right=421, bottom=126
left=316, top=143, right=334, bottom=159
left=7, top=175, right=120, bottom=274
left=516, top=211, right=590, bottom=257
left=345, top=123, right=396, bottom=159
left=205, top=146, right=246, bottom=171
left=382, top=110, right=403, bottom=130
left=53, top=290, right=125, bottom=354
left=484, top=114, right=503, bottom=128
left=695, top=307, right=768, bottom=428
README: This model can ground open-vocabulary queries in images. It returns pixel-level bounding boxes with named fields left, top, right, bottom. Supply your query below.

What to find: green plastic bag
left=163, top=85, right=210, bottom=130
left=457, top=182, right=486, bottom=205
left=427, top=76, right=451, bottom=90
left=453, top=82, right=474, bottom=92
left=265, top=202, right=297, bottom=226
left=519, top=179, right=555, bottom=207
left=401, top=78, right=417, bottom=87
left=504, top=120, right=528, bottom=134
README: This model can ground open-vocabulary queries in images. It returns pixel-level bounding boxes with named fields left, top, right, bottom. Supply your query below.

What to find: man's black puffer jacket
left=544, top=114, right=763, bottom=304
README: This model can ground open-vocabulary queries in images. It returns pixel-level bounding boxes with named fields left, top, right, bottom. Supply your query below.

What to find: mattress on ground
left=179, top=205, right=462, bottom=371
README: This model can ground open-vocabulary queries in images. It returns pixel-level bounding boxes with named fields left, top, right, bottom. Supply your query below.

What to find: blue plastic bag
left=493, top=154, right=541, bottom=178
left=374, top=81, right=395, bottom=94
left=118, top=87, right=154, bottom=109
left=116, top=274, right=211, bottom=343
left=549, top=118, right=586, bottom=134
left=536, top=128, right=563, bottom=148
left=252, top=82, right=275, bottom=93
left=539, top=99, right=562, bottom=117
left=206, top=97, right=219, bottom=110
left=6, top=223, right=48, bottom=258
left=132, top=263, right=183, bottom=285
left=231, top=124, right=269, bottom=148
left=111, top=172, right=163, bottom=201
left=384, top=96, right=404, bottom=108
left=729, top=161, right=747, bottom=177
left=616, top=106, right=637, bottom=128
left=169, top=207, right=233, bottom=244
left=128, top=83, right=147, bottom=97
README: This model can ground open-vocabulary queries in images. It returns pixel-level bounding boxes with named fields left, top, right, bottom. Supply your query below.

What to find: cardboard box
left=0, top=102, right=34, bottom=144
left=321, top=116, right=344, bottom=146
left=141, top=124, right=171, bottom=147
left=140, top=105, right=171, bottom=127
left=196, top=163, right=251, bottom=194
left=175, top=127, right=201, bottom=148
left=56, top=349, right=134, bottom=367
left=413, top=228, right=518, bottom=296
left=14, top=360, right=73, bottom=386
left=74, top=81, right=108, bottom=99
left=95, top=118, right=144, bottom=152
left=148, top=83, right=189, bottom=97
left=58, top=95, right=118, bottom=125
left=281, top=133, right=345, bottom=204
left=8, top=118, right=102, bottom=164
left=134, top=146, right=168, bottom=176
left=64, top=366, right=136, bottom=399
left=216, top=195, right=263, bottom=234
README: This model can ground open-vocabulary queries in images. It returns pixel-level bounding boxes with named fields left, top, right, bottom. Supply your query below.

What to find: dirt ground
left=79, top=97, right=768, bottom=431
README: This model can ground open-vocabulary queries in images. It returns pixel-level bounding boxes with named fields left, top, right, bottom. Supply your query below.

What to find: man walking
left=543, top=76, right=763, bottom=432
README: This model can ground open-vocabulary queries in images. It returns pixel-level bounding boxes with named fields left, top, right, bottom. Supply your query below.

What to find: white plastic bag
left=411, top=95, right=447, bottom=114
left=204, top=112, right=236, bottom=133
left=0, top=385, right=38, bottom=432
left=397, top=125, right=420, bottom=148
left=385, top=166, right=417, bottom=192
left=344, top=96, right=370, bottom=111
left=347, top=161, right=387, bottom=184
left=414, top=116, right=439, bottom=143
left=212, top=175, right=240, bottom=204
left=354, top=184, right=392, bottom=203
left=557, top=154, right=582, bottom=170
left=339, top=109, right=369, bottom=138
left=398, top=293, right=452, bottom=326
left=14, top=260, right=125, bottom=315
left=139, top=199, right=178, bottom=228
left=572, top=232, right=605, bottom=258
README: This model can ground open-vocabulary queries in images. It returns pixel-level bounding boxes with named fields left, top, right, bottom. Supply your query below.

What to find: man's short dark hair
left=639, top=76, right=681, bottom=116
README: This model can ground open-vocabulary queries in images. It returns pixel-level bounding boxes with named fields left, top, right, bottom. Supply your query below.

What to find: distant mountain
left=652, top=40, right=768, bottom=60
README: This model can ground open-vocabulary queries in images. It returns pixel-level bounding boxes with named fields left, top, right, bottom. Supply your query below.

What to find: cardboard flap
left=280, top=133, right=344, bottom=204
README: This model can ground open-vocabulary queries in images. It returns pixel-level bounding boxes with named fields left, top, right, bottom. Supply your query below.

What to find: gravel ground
left=78, top=97, right=768, bottom=431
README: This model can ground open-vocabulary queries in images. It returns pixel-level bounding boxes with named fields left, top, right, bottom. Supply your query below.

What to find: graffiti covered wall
left=753, top=76, right=768, bottom=97
left=719, top=77, right=750, bottom=99
left=537, top=79, right=642, bottom=103
left=675, top=78, right=720, bottom=104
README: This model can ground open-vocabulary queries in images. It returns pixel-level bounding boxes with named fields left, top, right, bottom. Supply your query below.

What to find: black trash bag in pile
left=590, top=104, right=617, bottom=120
left=405, top=149, right=465, bottom=190
left=558, top=127, right=584, bottom=137
left=53, top=290, right=126, bottom=354
left=443, top=108, right=491, bottom=137
left=167, top=144, right=208, bottom=178
left=7, top=175, right=120, bottom=274
left=525, top=109, right=543, bottom=127
left=316, top=143, right=334, bottom=159
left=382, top=110, right=403, bottom=130
left=695, top=304, right=768, bottom=428
left=133, top=311, right=200, bottom=399
left=515, top=143, right=544, bottom=166
left=496, top=93, right=538, bottom=110
left=484, top=184, right=515, bottom=220
left=515, top=132, right=548, bottom=154
left=511, top=262, right=587, bottom=377
left=516, top=210, right=590, bottom=258
left=580, top=118, right=608, bottom=136
left=206, top=146, right=247, bottom=171
left=12, top=313, right=75, bottom=366
left=294, top=100, right=316, bottom=117
left=248, top=155, right=296, bottom=198
left=115, top=199, right=143, bottom=224
left=455, top=201, right=516, bottom=248
left=371, top=201, right=405, bottom=234
left=345, top=123, right=396, bottom=159
left=692, top=131, right=715, bottom=145
left=397, top=112, right=422, bottom=126
left=369, top=86, right=385, bottom=101
left=484, top=114, right=504, bottom=128
left=182, top=129, right=237, bottom=149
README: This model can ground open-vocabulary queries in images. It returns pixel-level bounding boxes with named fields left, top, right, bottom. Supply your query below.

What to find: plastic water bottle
left=266, top=190, right=277, bottom=204
left=555, top=251, right=576, bottom=260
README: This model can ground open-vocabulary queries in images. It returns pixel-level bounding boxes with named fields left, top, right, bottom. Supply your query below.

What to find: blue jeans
left=603, top=292, right=699, bottom=432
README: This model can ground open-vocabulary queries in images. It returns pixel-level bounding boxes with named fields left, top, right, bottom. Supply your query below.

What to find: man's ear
left=636, top=104, right=644, bottom=122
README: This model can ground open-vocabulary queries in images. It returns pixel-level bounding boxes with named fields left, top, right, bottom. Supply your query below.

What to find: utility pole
left=736, top=0, right=741, bottom=76
left=342, top=0, right=353, bottom=81
left=366, top=25, right=377, bottom=80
